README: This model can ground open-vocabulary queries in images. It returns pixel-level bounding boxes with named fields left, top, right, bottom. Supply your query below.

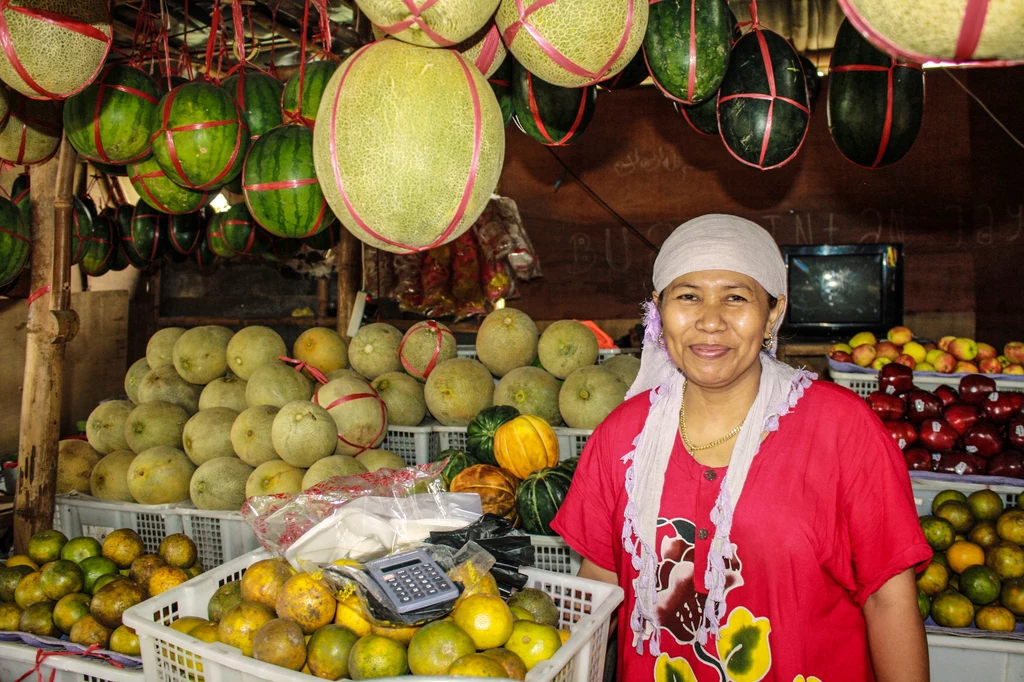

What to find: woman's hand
left=578, top=559, right=617, bottom=585
left=863, top=567, right=928, bottom=682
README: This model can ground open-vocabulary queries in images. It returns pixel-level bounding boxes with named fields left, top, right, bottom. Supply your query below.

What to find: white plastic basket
left=530, top=534, right=582, bottom=575
left=830, top=369, right=1024, bottom=398
left=379, top=421, right=440, bottom=466
left=597, top=348, right=640, bottom=363
left=435, top=425, right=470, bottom=453
left=125, top=548, right=622, bottom=682
left=0, top=640, right=143, bottom=682
left=175, top=507, right=262, bottom=571
left=53, top=495, right=184, bottom=555
left=912, top=477, right=1023, bottom=516
left=927, top=632, right=1024, bottom=682
left=455, top=344, right=478, bottom=360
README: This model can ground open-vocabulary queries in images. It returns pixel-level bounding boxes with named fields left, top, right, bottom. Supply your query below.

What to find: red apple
left=934, top=385, right=960, bottom=407
left=875, top=341, right=901, bottom=361
left=986, top=450, right=1024, bottom=478
left=951, top=338, right=979, bottom=362
left=959, top=374, right=997, bottom=405
left=943, top=403, right=981, bottom=436
left=932, top=352, right=957, bottom=374
left=980, top=358, right=1004, bottom=374
left=955, top=361, right=980, bottom=374
left=904, top=447, right=933, bottom=471
left=1005, top=341, right=1024, bottom=364
left=962, top=421, right=1004, bottom=459
left=917, top=418, right=959, bottom=452
left=924, top=343, right=938, bottom=351
left=887, top=326, right=913, bottom=345
left=939, top=335, right=957, bottom=352
left=977, top=342, right=998, bottom=361
left=867, top=391, right=906, bottom=421
left=852, top=344, right=877, bottom=368
left=878, top=363, right=914, bottom=397
left=893, top=354, right=916, bottom=368
left=1006, top=364, right=1024, bottom=375
left=983, top=391, right=1024, bottom=424
left=933, top=451, right=986, bottom=475
left=829, top=350, right=853, bottom=363
left=885, top=420, right=918, bottom=450
left=905, top=390, right=943, bottom=424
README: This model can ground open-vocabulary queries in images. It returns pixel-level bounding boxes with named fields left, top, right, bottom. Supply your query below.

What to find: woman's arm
left=578, top=559, right=617, bottom=584
left=863, top=568, right=928, bottom=682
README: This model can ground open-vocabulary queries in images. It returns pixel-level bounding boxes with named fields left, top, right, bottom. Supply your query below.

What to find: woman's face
left=654, top=270, right=785, bottom=390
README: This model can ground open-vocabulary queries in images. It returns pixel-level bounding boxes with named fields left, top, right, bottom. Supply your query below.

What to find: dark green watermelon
left=282, top=61, right=338, bottom=128
left=128, top=155, right=213, bottom=215
left=827, top=19, right=924, bottom=169
left=11, top=173, right=29, bottom=223
left=512, top=64, right=597, bottom=146
left=192, top=224, right=220, bottom=269
left=79, top=196, right=98, bottom=221
left=718, top=28, right=810, bottom=169
left=515, top=466, right=573, bottom=535
left=242, top=124, right=334, bottom=239
left=558, top=456, right=578, bottom=475
left=92, top=161, right=128, bottom=177
left=222, top=203, right=261, bottom=255
left=643, top=0, right=732, bottom=104
left=103, top=208, right=129, bottom=272
left=64, top=65, right=160, bottom=165
left=466, top=405, right=520, bottom=466
left=81, top=213, right=117, bottom=277
left=674, top=96, right=719, bottom=135
left=257, top=230, right=303, bottom=262
left=151, top=82, right=249, bottom=190
left=0, top=196, right=30, bottom=286
left=303, top=222, right=340, bottom=251
left=167, top=211, right=203, bottom=255
left=205, top=212, right=235, bottom=259
left=488, top=57, right=514, bottom=127
left=221, top=71, right=284, bottom=139
left=121, top=200, right=167, bottom=268
left=436, top=449, right=478, bottom=488
left=801, top=55, right=821, bottom=113
left=69, top=197, right=94, bottom=266
left=597, top=50, right=649, bottom=90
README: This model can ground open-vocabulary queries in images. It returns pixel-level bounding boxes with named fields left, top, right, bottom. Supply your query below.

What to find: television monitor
left=779, top=244, right=903, bottom=339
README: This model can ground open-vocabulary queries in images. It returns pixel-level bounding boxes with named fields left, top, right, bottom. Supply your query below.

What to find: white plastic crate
left=455, top=344, right=477, bottom=360
left=912, top=476, right=1023, bottom=516
left=597, top=348, right=640, bottom=363
left=928, top=632, right=1024, bottom=682
left=53, top=495, right=184, bottom=555
left=0, top=640, right=143, bottom=682
left=530, top=534, right=582, bottom=575
left=831, top=369, right=1024, bottom=398
left=436, top=425, right=591, bottom=461
left=176, top=507, right=261, bottom=570
left=379, top=421, right=440, bottom=466
left=435, top=425, right=470, bottom=452
left=125, top=548, right=623, bottom=682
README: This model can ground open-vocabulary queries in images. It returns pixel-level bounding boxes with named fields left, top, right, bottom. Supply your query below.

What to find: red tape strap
left=955, top=0, right=990, bottom=62
left=14, top=644, right=126, bottom=682
left=312, top=386, right=388, bottom=456
left=0, top=222, right=30, bottom=246
left=242, top=178, right=319, bottom=192
left=526, top=71, right=587, bottom=146
left=474, top=24, right=502, bottom=74
left=279, top=355, right=329, bottom=385
left=377, top=0, right=456, bottom=47
left=397, top=320, right=454, bottom=379
left=26, top=284, right=50, bottom=306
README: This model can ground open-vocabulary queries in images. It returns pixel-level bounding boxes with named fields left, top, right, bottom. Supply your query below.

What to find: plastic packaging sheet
left=427, top=514, right=536, bottom=597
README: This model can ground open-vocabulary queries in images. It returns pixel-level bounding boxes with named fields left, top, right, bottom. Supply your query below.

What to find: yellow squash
left=493, top=415, right=559, bottom=479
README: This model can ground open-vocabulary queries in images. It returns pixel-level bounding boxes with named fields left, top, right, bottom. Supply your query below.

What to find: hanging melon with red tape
left=69, top=197, right=94, bottom=266
left=597, top=50, right=648, bottom=90
left=828, top=18, right=924, bottom=169
left=221, top=72, right=284, bottom=139
left=674, top=97, right=719, bottom=136
left=81, top=212, right=117, bottom=277
left=0, top=0, right=111, bottom=100
left=717, top=27, right=810, bottom=169
left=64, top=65, right=160, bottom=165
left=838, top=0, right=1024, bottom=65
left=357, top=0, right=499, bottom=48
left=0, top=82, right=9, bottom=130
left=121, top=200, right=166, bottom=269
left=512, top=61, right=596, bottom=147
left=495, top=0, right=648, bottom=88
left=128, top=155, right=213, bottom=215
left=282, top=61, right=337, bottom=128
left=0, top=196, right=29, bottom=287
left=643, top=0, right=732, bottom=104
left=312, top=39, right=505, bottom=254
left=455, top=21, right=506, bottom=79
left=0, top=92, right=61, bottom=165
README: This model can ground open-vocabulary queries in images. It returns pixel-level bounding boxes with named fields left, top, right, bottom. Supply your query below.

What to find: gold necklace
left=679, top=391, right=745, bottom=452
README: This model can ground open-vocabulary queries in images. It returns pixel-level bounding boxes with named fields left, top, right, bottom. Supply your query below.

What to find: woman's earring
left=762, top=332, right=774, bottom=351
left=659, top=330, right=665, bottom=346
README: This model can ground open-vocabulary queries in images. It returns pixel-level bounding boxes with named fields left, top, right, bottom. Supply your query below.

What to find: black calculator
left=365, top=548, right=460, bottom=614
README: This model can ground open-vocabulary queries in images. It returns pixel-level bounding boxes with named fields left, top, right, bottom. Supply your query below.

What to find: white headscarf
left=622, top=214, right=816, bottom=653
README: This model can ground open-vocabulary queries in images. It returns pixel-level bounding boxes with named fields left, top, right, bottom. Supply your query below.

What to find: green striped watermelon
left=644, top=0, right=732, bottom=104
left=827, top=19, right=924, bottom=169
left=79, top=196, right=98, bottom=220
left=205, top=212, right=235, bottom=259
left=11, top=173, right=29, bottom=223
left=515, top=466, right=573, bottom=535
left=242, top=124, right=334, bottom=239
left=221, top=71, right=284, bottom=139
left=303, top=222, right=340, bottom=251
left=488, top=57, right=514, bottom=127
left=104, top=207, right=129, bottom=271
left=466, top=405, right=520, bottom=466
left=128, top=155, right=213, bottom=215
left=282, top=61, right=338, bottom=127
left=0, top=196, right=30, bottom=287
left=70, top=197, right=94, bottom=266
left=512, top=63, right=597, bottom=146
left=222, top=203, right=259, bottom=255
left=436, top=449, right=478, bottom=488
left=718, top=28, right=810, bottom=170
left=121, top=200, right=166, bottom=268
left=167, top=210, right=203, bottom=255
left=64, top=65, right=160, bottom=164
left=597, top=49, right=649, bottom=90
left=81, top=213, right=117, bottom=276
left=674, top=96, right=719, bottom=135
left=0, top=93, right=62, bottom=166
left=151, top=82, right=249, bottom=190
left=192, top=223, right=219, bottom=269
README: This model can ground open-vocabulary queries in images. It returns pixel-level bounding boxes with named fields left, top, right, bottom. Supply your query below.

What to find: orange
left=916, top=561, right=949, bottom=597
left=28, top=530, right=68, bottom=566
left=14, top=572, right=48, bottom=609
left=370, top=621, right=420, bottom=646
left=334, top=594, right=373, bottom=637
left=158, top=534, right=197, bottom=569
left=1000, top=577, right=1024, bottom=616
left=129, top=555, right=166, bottom=590
left=189, top=621, right=220, bottom=644
left=931, top=590, right=975, bottom=628
left=6, top=555, right=38, bottom=571
left=346, top=634, right=408, bottom=679
left=447, top=653, right=509, bottom=677
left=218, top=601, right=275, bottom=656
left=306, top=624, right=359, bottom=680
left=452, top=594, right=515, bottom=650
left=18, top=602, right=57, bottom=637
left=0, top=602, right=22, bottom=630
left=407, top=620, right=476, bottom=675
left=102, top=529, right=145, bottom=570
left=168, top=616, right=209, bottom=635
left=919, top=516, right=955, bottom=551
left=997, top=509, right=1024, bottom=544
left=935, top=501, right=975, bottom=534
left=507, top=588, right=559, bottom=627
left=557, top=628, right=571, bottom=645
left=931, top=489, right=967, bottom=513
left=968, top=521, right=1000, bottom=549
left=916, top=589, right=930, bottom=620
left=60, top=537, right=102, bottom=564
left=967, top=490, right=1005, bottom=522
left=481, top=647, right=528, bottom=680
left=148, top=566, right=189, bottom=596
left=275, top=573, right=337, bottom=635
left=975, top=604, right=1016, bottom=632
left=53, top=592, right=91, bottom=634
left=69, top=614, right=112, bottom=648
left=510, top=606, right=534, bottom=621
left=39, top=560, right=84, bottom=600
left=241, top=559, right=296, bottom=611
left=503, top=620, right=562, bottom=671
left=946, top=541, right=985, bottom=574
left=207, top=580, right=243, bottom=622
left=959, top=565, right=1001, bottom=606
left=252, top=618, right=307, bottom=671
left=109, top=625, right=141, bottom=656
left=986, top=542, right=1024, bottom=580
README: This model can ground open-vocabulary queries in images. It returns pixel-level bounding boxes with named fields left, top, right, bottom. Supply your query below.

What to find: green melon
left=128, top=155, right=213, bottom=215
left=89, top=450, right=135, bottom=502
left=424, top=358, right=494, bottom=427
left=349, top=323, right=404, bottom=380
left=538, top=321, right=599, bottom=379
left=246, top=460, right=304, bottom=498
left=124, top=400, right=188, bottom=454
left=475, top=308, right=538, bottom=377
left=231, top=405, right=281, bottom=467
left=225, top=326, right=287, bottom=381
left=199, top=376, right=248, bottom=412
left=0, top=0, right=111, bottom=100
left=123, top=358, right=150, bottom=404
left=86, top=400, right=134, bottom=454
left=516, top=466, right=572, bottom=535
left=313, top=376, right=388, bottom=456
left=495, top=0, right=648, bottom=88
left=371, top=371, right=426, bottom=426
left=271, top=400, right=338, bottom=468
left=399, top=321, right=457, bottom=381
left=643, top=0, right=732, bottom=104
left=301, top=455, right=367, bottom=490
left=0, top=196, right=29, bottom=287
left=559, top=366, right=626, bottom=430
left=127, top=446, right=195, bottom=504
left=245, top=361, right=314, bottom=408
left=221, top=71, right=283, bottom=139
left=355, top=449, right=407, bottom=472
left=358, top=0, right=498, bottom=47
left=173, top=325, right=235, bottom=385
left=0, top=93, right=61, bottom=165
left=455, top=20, right=507, bottom=78
left=183, top=408, right=239, bottom=466
left=312, top=40, right=505, bottom=253
left=146, top=328, right=186, bottom=369
left=56, top=439, right=102, bottom=495
left=493, top=367, right=562, bottom=426
left=64, top=64, right=159, bottom=164
left=137, top=364, right=202, bottom=415
left=189, top=458, right=254, bottom=511
left=601, top=354, right=640, bottom=388
left=282, top=61, right=338, bottom=127
left=436, top=449, right=477, bottom=487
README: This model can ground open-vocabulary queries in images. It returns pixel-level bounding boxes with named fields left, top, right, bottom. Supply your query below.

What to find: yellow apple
left=871, top=357, right=892, bottom=371
left=829, top=342, right=853, bottom=355
left=1005, top=364, right=1024, bottom=374
left=902, top=341, right=927, bottom=364
left=886, top=326, right=913, bottom=346
left=925, top=348, right=946, bottom=365
left=915, top=362, right=936, bottom=372
left=849, top=331, right=877, bottom=348
left=852, top=343, right=877, bottom=367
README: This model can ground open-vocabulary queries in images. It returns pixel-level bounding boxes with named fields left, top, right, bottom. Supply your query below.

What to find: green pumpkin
left=435, top=449, right=478, bottom=488
left=558, top=456, right=578, bottom=475
left=516, top=466, right=573, bottom=535
left=466, top=405, right=520, bottom=466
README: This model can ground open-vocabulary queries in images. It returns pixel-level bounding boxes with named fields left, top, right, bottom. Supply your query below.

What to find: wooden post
left=336, top=230, right=361, bottom=339
left=14, top=137, right=80, bottom=552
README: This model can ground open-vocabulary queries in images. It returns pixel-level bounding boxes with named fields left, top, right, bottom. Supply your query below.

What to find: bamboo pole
left=14, top=137, right=80, bottom=552
left=336, top=229, right=361, bottom=339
